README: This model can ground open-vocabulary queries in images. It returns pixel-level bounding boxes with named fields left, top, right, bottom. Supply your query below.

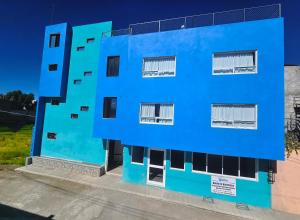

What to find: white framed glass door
left=147, top=148, right=166, bottom=187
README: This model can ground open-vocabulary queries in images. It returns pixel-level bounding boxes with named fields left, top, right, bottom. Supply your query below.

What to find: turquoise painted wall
left=40, top=22, right=112, bottom=165
left=122, top=146, right=271, bottom=208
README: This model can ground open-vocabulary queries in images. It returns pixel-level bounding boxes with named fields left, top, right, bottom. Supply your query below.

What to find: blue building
left=31, top=5, right=284, bottom=208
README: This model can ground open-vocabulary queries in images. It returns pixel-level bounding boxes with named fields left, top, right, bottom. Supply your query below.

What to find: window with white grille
left=140, top=103, right=174, bottom=125
left=212, top=104, right=257, bottom=129
left=213, top=51, right=257, bottom=74
left=142, top=56, right=176, bottom=77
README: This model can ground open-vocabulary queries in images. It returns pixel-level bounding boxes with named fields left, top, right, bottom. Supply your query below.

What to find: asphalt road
left=0, top=166, right=246, bottom=220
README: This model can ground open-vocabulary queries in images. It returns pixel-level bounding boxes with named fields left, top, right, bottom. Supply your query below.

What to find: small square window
left=170, top=150, right=185, bottom=170
left=87, top=38, right=95, bottom=43
left=77, top=46, right=85, bottom=51
left=71, top=114, right=78, bottom=119
left=51, top=99, right=59, bottom=105
left=106, top=56, right=120, bottom=77
left=74, top=79, right=82, bottom=85
left=49, top=34, right=60, bottom=48
left=223, top=156, right=239, bottom=176
left=103, top=97, right=117, bottom=118
left=48, top=64, right=58, bottom=71
left=131, top=146, right=144, bottom=164
left=80, top=106, right=89, bottom=111
left=84, top=71, right=92, bottom=77
left=47, top=132, right=56, bottom=139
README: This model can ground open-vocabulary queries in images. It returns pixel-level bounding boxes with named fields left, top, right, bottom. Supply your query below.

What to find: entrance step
left=26, top=156, right=105, bottom=177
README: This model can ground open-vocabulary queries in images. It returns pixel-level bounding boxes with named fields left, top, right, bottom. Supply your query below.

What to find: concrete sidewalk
left=16, top=165, right=299, bottom=220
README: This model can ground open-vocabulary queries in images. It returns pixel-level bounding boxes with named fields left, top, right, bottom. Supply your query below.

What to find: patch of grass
left=0, top=124, right=33, bottom=165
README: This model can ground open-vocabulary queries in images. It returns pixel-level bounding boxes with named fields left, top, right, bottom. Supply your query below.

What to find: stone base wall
left=27, top=156, right=105, bottom=177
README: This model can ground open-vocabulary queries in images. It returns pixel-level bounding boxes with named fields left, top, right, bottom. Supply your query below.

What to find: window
left=106, top=56, right=120, bottom=76
left=51, top=99, right=59, bottom=105
left=213, top=51, right=257, bottom=74
left=223, top=156, right=239, bottom=176
left=212, top=104, right=257, bottom=129
left=71, top=114, right=78, bottom=119
left=48, top=64, right=58, bottom=71
left=207, top=154, right=222, bottom=174
left=74, top=79, right=82, bottom=85
left=84, top=71, right=92, bottom=77
left=80, top=106, right=89, bottom=111
left=77, top=46, right=85, bottom=51
left=103, top=97, right=117, bottom=118
left=47, top=132, right=56, bottom=139
left=240, top=157, right=256, bottom=178
left=170, top=150, right=185, bottom=170
left=192, top=153, right=257, bottom=180
left=87, top=38, right=95, bottom=43
left=143, top=56, right=176, bottom=77
left=49, top=33, right=60, bottom=48
left=131, top=146, right=144, bottom=164
left=140, top=103, right=174, bottom=125
left=192, top=153, right=206, bottom=172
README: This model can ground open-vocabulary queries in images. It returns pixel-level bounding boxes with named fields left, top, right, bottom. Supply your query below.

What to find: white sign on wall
left=211, top=175, right=236, bottom=196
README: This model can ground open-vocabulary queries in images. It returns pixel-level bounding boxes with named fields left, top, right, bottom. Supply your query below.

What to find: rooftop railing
left=102, top=4, right=281, bottom=38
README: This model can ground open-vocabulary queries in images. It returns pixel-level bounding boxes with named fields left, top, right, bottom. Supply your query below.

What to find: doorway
left=147, top=148, right=166, bottom=187
left=106, top=140, right=123, bottom=176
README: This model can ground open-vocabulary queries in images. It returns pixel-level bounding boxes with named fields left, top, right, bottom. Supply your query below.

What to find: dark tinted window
left=193, top=153, right=206, bottom=171
left=149, top=150, right=164, bottom=166
left=103, top=97, right=117, bottom=118
left=48, top=64, right=58, bottom=71
left=80, top=106, right=89, bottom=111
left=170, top=150, right=185, bottom=169
left=51, top=99, right=59, bottom=105
left=71, top=114, right=78, bottom=119
left=49, top=34, right=60, bottom=48
left=87, top=38, right=95, bottom=43
left=223, top=156, right=239, bottom=176
left=207, top=154, right=222, bottom=174
left=106, top=56, right=120, bottom=76
left=77, top=46, right=85, bottom=51
left=74, top=80, right=82, bottom=85
left=47, top=132, right=56, bottom=139
left=132, top=146, right=144, bottom=164
left=84, top=71, right=92, bottom=77
left=240, top=157, right=256, bottom=178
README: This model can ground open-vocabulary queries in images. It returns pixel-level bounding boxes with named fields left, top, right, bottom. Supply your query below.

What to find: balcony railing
left=102, top=4, right=281, bottom=38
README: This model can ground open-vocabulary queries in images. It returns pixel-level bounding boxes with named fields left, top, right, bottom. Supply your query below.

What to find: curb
left=15, top=167, right=254, bottom=219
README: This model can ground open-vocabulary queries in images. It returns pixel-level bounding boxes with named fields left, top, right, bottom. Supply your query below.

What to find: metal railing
left=102, top=4, right=281, bottom=38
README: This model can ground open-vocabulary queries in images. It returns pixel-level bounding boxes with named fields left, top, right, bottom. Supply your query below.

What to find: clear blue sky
left=0, top=0, right=299, bottom=98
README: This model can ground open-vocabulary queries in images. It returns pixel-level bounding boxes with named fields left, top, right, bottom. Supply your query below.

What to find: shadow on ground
left=0, top=203, right=54, bottom=219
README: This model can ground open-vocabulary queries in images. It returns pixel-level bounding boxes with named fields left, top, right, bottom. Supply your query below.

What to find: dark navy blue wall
left=39, top=23, right=71, bottom=98
left=94, top=18, right=284, bottom=160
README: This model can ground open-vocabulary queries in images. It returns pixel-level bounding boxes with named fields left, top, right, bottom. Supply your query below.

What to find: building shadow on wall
left=0, top=203, right=54, bottom=219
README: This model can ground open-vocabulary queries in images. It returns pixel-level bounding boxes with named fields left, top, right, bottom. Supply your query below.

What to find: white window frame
left=131, top=146, right=145, bottom=165
left=212, top=50, right=258, bottom=75
left=139, top=103, right=175, bottom=126
left=170, top=150, right=185, bottom=171
left=142, top=56, right=176, bottom=78
left=191, top=153, right=259, bottom=181
left=211, top=104, right=258, bottom=130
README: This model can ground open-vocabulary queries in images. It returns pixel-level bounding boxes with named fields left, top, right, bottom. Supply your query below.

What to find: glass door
left=147, top=148, right=166, bottom=187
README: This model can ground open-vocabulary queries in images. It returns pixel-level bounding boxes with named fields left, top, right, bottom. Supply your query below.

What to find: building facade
left=31, top=7, right=284, bottom=209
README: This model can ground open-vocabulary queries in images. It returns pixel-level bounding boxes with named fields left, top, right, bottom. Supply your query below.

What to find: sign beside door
left=211, top=175, right=236, bottom=196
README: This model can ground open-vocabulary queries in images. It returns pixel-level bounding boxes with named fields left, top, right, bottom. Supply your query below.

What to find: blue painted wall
left=122, top=146, right=271, bottom=208
left=39, top=23, right=71, bottom=98
left=39, top=22, right=112, bottom=165
left=94, top=18, right=284, bottom=160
